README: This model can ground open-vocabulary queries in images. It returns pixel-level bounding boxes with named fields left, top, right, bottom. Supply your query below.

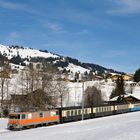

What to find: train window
left=56, top=111, right=59, bottom=115
left=18, top=114, right=20, bottom=119
left=96, top=108, right=98, bottom=113
left=101, top=107, right=105, bottom=112
left=85, top=109, right=87, bottom=114
left=101, top=107, right=103, bottom=112
left=28, top=113, right=32, bottom=119
left=106, top=107, right=108, bottom=111
left=75, top=110, right=77, bottom=116
left=9, top=114, right=20, bottom=119
left=50, top=111, right=58, bottom=116
left=67, top=111, right=70, bottom=116
left=78, top=110, right=81, bottom=115
left=39, top=112, right=44, bottom=118
left=107, top=107, right=109, bottom=111
left=21, top=114, right=26, bottom=119
left=71, top=110, right=74, bottom=116
left=100, top=107, right=102, bottom=112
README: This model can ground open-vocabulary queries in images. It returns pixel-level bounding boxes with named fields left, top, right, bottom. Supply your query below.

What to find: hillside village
left=0, top=44, right=139, bottom=117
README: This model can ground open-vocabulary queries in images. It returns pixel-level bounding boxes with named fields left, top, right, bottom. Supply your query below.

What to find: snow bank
left=0, top=118, right=8, bottom=133
left=1, top=112, right=140, bottom=140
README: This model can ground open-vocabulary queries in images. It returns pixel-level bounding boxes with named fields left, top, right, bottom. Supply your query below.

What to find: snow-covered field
left=1, top=112, right=140, bottom=140
left=0, top=118, right=8, bottom=133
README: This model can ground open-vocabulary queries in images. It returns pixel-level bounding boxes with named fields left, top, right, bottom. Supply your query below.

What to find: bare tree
left=55, top=80, right=69, bottom=108
left=12, top=64, right=37, bottom=111
left=84, top=86, right=103, bottom=107
left=40, top=63, right=57, bottom=91
left=15, top=62, right=59, bottom=111
left=27, top=89, right=46, bottom=111
left=13, top=61, right=69, bottom=111
left=0, top=57, right=11, bottom=112
left=5, top=78, right=11, bottom=108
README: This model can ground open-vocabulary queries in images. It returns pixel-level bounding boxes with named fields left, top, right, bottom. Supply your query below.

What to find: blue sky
left=0, top=0, right=140, bottom=73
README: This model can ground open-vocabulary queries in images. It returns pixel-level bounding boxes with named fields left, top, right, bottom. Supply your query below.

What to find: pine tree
left=134, top=68, right=140, bottom=82
left=110, top=75, right=126, bottom=103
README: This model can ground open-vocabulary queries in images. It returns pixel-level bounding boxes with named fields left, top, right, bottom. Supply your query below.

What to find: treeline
left=0, top=60, right=69, bottom=116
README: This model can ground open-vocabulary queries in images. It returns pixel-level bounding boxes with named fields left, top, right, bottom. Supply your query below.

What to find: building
left=111, top=74, right=133, bottom=82
left=110, top=93, right=140, bottom=103
left=123, top=74, right=133, bottom=81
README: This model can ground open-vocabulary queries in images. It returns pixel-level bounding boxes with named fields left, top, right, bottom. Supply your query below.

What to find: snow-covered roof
left=110, top=92, right=140, bottom=101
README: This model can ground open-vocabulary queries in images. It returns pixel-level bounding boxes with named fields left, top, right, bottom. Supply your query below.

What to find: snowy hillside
left=1, top=111, right=140, bottom=140
left=0, top=44, right=59, bottom=59
left=0, top=44, right=124, bottom=75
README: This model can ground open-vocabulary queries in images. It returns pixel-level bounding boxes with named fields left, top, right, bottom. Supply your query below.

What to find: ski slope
left=1, top=112, right=140, bottom=140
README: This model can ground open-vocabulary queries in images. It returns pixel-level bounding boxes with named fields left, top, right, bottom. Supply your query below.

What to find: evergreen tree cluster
left=10, top=55, right=26, bottom=66
left=134, top=68, right=140, bottom=82
left=110, top=76, right=126, bottom=103
left=31, top=57, right=59, bottom=63
left=65, top=57, right=81, bottom=66
left=9, top=45, right=24, bottom=49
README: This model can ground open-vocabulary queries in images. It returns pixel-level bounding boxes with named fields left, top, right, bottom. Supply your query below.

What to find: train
left=8, top=103, right=140, bottom=130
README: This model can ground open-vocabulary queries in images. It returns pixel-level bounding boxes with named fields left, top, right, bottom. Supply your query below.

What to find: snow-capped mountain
left=0, top=44, right=124, bottom=75
left=0, top=44, right=59, bottom=59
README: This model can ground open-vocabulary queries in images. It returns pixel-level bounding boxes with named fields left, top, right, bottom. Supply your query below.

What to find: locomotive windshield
left=9, top=114, right=20, bottom=119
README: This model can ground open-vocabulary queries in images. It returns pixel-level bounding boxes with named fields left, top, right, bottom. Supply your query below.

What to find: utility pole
left=82, top=81, right=85, bottom=121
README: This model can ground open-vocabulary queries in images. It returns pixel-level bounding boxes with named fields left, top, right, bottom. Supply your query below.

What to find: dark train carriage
left=93, top=105, right=114, bottom=117
left=58, top=106, right=92, bottom=123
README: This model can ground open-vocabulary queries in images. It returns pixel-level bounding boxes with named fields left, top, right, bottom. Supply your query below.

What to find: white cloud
left=42, top=21, right=63, bottom=32
left=0, top=0, right=36, bottom=14
left=47, top=24, right=62, bottom=32
left=8, top=32, right=20, bottom=39
left=107, top=0, right=140, bottom=15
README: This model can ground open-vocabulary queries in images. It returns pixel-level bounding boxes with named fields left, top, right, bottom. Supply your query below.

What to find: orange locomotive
left=8, top=110, right=60, bottom=130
